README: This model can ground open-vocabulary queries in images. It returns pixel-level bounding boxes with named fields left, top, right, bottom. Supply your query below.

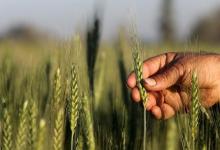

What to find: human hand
left=127, top=52, right=220, bottom=119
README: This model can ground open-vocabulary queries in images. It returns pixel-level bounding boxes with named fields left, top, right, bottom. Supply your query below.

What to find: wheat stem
left=132, top=50, right=148, bottom=150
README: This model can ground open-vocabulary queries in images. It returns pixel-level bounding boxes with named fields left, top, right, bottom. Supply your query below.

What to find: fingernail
left=144, top=78, right=156, bottom=86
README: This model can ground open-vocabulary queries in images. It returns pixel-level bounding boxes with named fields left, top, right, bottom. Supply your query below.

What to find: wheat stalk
left=15, top=100, right=29, bottom=150
left=2, top=106, right=13, bottom=150
left=131, top=33, right=148, bottom=150
left=70, top=64, right=80, bottom=150
left=175, top=113, right=190, bottom=150
left=200, top=104, right=210, bottom=120
left=53, top=108, right=65, bottom=150
left=82, top=93, right=95, bottom=150
left=130, top=20, right=148, bottom=105
left=166, top=119, right=178, bottom=150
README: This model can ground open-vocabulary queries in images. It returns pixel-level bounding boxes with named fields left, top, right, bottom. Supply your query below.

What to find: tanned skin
left=127, top=52, right=220, bottom=119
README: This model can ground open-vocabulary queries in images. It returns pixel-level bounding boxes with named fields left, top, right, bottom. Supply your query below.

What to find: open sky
left=0, top=0, right=220, bottom=41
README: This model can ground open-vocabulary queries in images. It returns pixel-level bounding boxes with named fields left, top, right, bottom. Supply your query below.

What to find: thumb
left=142, top=65, right=183, bottom=91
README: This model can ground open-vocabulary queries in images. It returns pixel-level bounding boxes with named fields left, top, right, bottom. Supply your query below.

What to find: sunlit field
left=0, top=30, right=220, bottom=150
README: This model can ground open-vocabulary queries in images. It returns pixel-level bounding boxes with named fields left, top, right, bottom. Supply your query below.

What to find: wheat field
left=0, top=31, right=220, bottom=150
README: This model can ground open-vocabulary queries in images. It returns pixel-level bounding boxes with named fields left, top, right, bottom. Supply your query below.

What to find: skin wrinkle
left=200, top=89, right=218, bottom=107
left=154, top=54, right=179, bottom=80
left=159, top=54, right=165, bottom=69
left=157, top=91, right=164, bottom=106
left=143, top=63, right=150, bottom=78
left=165, top=53, right=169, bottom=65
left=150, top=63, right=180, bottom=90
left=127, top=52, right=220, bottom=119
left=178, top=87, right=189, bottom=107
left=168, top=91, right=181, bottom=111
left=176, top=61, right=186, bottom=85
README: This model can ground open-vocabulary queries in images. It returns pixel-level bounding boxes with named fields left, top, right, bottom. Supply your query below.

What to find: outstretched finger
left=127, top=52, right=177, bottom=88
left=143, top=63, right=184, bottom=91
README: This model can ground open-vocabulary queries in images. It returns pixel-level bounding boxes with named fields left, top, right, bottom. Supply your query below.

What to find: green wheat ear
left=130, top=25, right=148, bottom=150
left=130, top=20, right=148, bottom=105
left=132, top=51, right=148, bottom=106
left=15, top=100, right=29, bottom=150
left=28, top=99, right=38, bottom=150
left=70, top=64, right=79, bottom=133
left=37, top=119, right=46, bottom=150
left=53, top=68, right=62, bottom=109
left=76, top=134, right=84, bottom=150
left=82, top=93, right=95, bottom=150
left=2, top=104, right=13, bottom=150
left=70, top=64, right=80, bottom=150
left=190, top=72, right=200, bottom=149
left=53, top=108, right=65, bottom=150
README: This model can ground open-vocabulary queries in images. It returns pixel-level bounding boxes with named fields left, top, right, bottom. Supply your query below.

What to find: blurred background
left=1, top=1, right=220, bottom=150
left=1, top=0, right=220, bottom=44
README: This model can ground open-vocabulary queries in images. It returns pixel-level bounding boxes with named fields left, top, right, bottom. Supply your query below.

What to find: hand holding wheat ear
left=127, top=52, right=220, bottom=119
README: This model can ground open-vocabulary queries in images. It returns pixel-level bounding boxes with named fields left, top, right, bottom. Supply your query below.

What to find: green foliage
left=0, top=34, right=220, bottom=150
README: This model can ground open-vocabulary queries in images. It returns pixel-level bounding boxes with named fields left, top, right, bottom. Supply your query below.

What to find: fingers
left=127, top=52, right=177, bottom=88
left=179, top=90, right=189, bottom=109
left=151, top=104, right=175, bottom=120
left=127, top=72, right=136, bottom=88
left=142, top=52, right=176, bottom=79
left=151, top=106, right=162, bottom=119
left=162, top=90, right=182, bottom=111
left=142, top=64, right=184, bottom=91
left=130, top=87, right=140, bottom=102
left=130, top=88, right=180, bottom=119
left=152, top=88, right=219, bottom=119
left=130, top=88, right=157, bottom=110
left=145, top=93, right=157, bottom=110
left=161, top=104, right=176, bottom=119
left=151, top=90, right=180, bottom=119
